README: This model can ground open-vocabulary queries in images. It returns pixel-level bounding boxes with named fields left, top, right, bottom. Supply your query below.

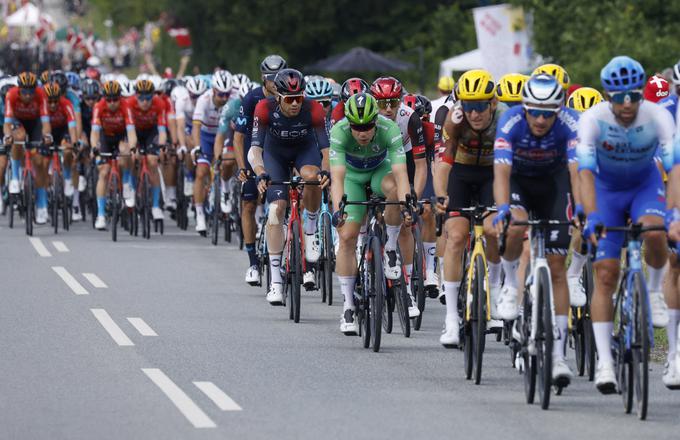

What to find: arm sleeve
left=38, top=89, right=49, bottom=120
left=493, top=111, right=516, bottom=166
left=562, top=111, right=579, bottom=164
left=657, top=104, right=679, bottom=172
left=250, top=101, right=269, bottom=148
left=311, top=101, right=329, bottom=150
left=329, top=123, right=346, bottom=167
left=576, top=110, right=600, bottom=172
left=217, top=106, right=230, bottom=135
left=408, top=112, right=426, bottom=159
left=64, top=100, right=77, bottom=128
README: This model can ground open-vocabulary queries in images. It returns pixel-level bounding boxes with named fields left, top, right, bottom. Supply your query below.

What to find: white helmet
left=522, top=74, right=564, bottom=107
left=136, top=73, right=151, bottom=82
left=149, top=75, right=163, bottom=92
left=120, top=78, right=135, bottom=97
left=238, top=81, right=256, bottom=99
left=231, top=73, right=251, bottom=92
left=102, top=73, right=117, bottom=84
left=185, top=76, right=208, bottom=96
left=672, top=61, right=680, bottom=85
left=211, top=70, right=233, bottom=93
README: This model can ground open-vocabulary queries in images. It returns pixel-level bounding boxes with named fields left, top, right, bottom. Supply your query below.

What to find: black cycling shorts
left=52, top=126, right=70, bottom=147
left=99, top=133, right=126, bottom=156
left=136, top=128, right=160, bottom=155
left=447, top=164, right=494, bottom=211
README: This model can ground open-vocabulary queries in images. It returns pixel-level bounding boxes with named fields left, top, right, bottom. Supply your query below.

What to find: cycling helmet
left=260, top=54, right=287, bottom=78
left=532, top=63, right=570, bottom=90
left=102, top=80, right=122, bottom=98
left=344, top=93, right=379, bottom=125
left=437, top=76, right=455, bottom=93
left=305, top=78, right=333, bottom=100
left=82, top=79, right=102, bottom=99
left=17, top=71, right=37, bottom=88
left=643, top=75, right=670, bottom=103
left=600, top=56, right=646, bottom=93
left=566, top=87, right=603, bottom=112
left=370, top=77, right=403, bottom=99
left=44, top=82, right=61, bottom=99
left=211, top=70, right=233, bottom=93
left=522, top=74, right=564, bottom=107
left=331, top=82, right=341, bottom=100
left=102, top=73, right=117, bottom=84
left=186, top=76, right=208, bottom=96
left=238, top=81, right=256, bottom=99
left=274, top=68, right=305, bottom=96
left=402, top=94, right=420, bottom=114
left=149, top=75, right=163, bottom=92
left=162, top=78, right=178, bottom=96
left=0, top=82, right=14, bottom=101
left=135, top=79, right=155, bottom=95
left=85, top=66, right=101, bottom=81
left=50, top=70, right=68, bottom=92
left=455, top=69, right=495, bottom=100
left=39, top=70, right=50, bottom=85
left=119, top=79, right=134, bottom=97
left=231, top=73, right=251, bottom=92
left=496, top=73, right=528, bottom=103
left=416, top=95, right=432, bottom=118
left=341, top=77, right=369, bottom=102
left=66, top=72, right=81, bottom=90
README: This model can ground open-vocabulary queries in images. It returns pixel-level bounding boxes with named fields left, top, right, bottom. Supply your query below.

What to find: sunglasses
left=350, top=122, right=376, bottom=132
left=608, top=89, right=643, bottom=104
left=461, top=100, right=491, bottom=113
left=48, top=99, right=60, bottom=105
left=215, top=91, right=230, bottom=98
left=524, top=106, right=559, bottom=119
left=377, top=98, right=400, bottom=109
left=282, top=95, right=304, bottom=105
left=20, top=88, right=35, bottom=95
left=318, top=100, right=332, bottom=108
left=138, top=94, right=153, bottom=102
left=105, top=97, right=120, bottom=103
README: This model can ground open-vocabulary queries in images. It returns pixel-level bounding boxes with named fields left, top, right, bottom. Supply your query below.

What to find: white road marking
left=194, top=381, right=242, bottom=411
left=83, top=273, right=108, bottom=288
left=52, top=266, right=89, bottom=295
left=142, top=368, right=216, bottom=428
left=29, top=237, right=52, bottom=257
left=52, top=241, right=69, bottom=252
left=127, top=317, right=158, bottom=336
left=90, top=309, right=134, bottom=346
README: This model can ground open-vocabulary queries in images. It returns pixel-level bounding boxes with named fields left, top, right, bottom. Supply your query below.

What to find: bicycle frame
left=525, top=226, right=555, bottom=356
left=284, top=181, right=307, bottom=275
left=465, top=220, right=490, bottom=322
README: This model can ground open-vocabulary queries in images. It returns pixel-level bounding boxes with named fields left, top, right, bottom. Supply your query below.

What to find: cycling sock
left=97, top=196, right=106, bottom=217
left=592, top=321, right=614, bottom=367
left=122, top=169, right=132, bottom=186
left=303, top=209, right=319, bottom=235
left=438, top=256, right=444, bottom=274
left=166, top=186, right=176, bottom=201
left=63, top=167, right=72, bottom=181
left=385, top=225, right=400, bottom=251
left=72, top=194, right=80, bottom=208
left=667, top=309, right=680, bottom=361
left=10, top=158, right=21, bottom=180
left=269, top=254, right=283, bottom=285
left=36, top=188, right=47, bottom=208
left=567, top=251, right=587, bottom=278
left=405, top=263, right=413, bottom=282
left=195, top=204, right=204, bottom=216
left=152, top=187, right=161, bottom=208
left=245, top=243, right=258, bottom=267
left=646, top=265, right=665, bottom=292
left=488, top=261, right=502, bottom=286
left=553, top=315, right=568, bottom=360
left=501, top=257, right=520, bottom=289
left=424, top=242, right=436, bottom=272
left=220, top=178, right=228, bottom=194
left=339, top=275, right=356, bottom=310
left=443, top=281, right=460, bottom=325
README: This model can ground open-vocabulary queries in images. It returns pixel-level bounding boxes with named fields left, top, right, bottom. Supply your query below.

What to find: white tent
left=439, top=49, right=483, bottom=78
left=5, top=3, right=42, bottom=27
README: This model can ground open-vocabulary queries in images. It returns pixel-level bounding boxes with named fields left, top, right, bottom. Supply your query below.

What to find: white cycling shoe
left=595, top=362, right=618, bottom=395
left=662, top=360, right=680, bottom=390
left=152, top=207, right=164, bottom=221
left=95, top=215, right=107, bottom=230
left=489, top=283, right=502, bottom=319
left=649, top=290, right=669, bottom=328
left=72, top=206, right=82, bottom=221
left=383, top=249, right=402, bottom=280
left=195, top=213, right=207, bottom=233
left=78, top=175, right=87, bottom=192
left=123, top=183, right=135, bottom=208
left=440, top=319, right=460, bottom=348
left=266, top=283, right=284, bottom=306
left=567, top=276, right=587, bottom=307
left=408, top=293, right=420, bottom=318
left=552, top=357, right=573, bottom=387
left=304, top=233, right=321, bottom=263
left=496, top=285, right=519, bottom=320
left=9, top=179, right=20, bottom=194
left=245, top=265, right=260, bottom=286
left=64, top=179, right=75, bottom=197
left=35, top=207, right=48, bottom=224
left=340, top=309, right=359, bottom=335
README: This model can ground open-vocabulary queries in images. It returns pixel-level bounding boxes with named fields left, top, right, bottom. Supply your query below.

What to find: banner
left=472, top=4, right=533, bottom=81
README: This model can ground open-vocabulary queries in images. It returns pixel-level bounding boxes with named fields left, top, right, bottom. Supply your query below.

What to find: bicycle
left=98, top=150, right=125, bottom=242
left=224, top=175, right=243, bottom=249
left=10, top=140, right=42, bottom=236
left=338, top=193, right=412, bottom=351
left=47, top=142, right=70, bottom=234
left=134, top=144, right=163, bottom=239
left=316, top=186, right=335, bottom=306
left=410, top=196, right=432, bottom=331
left=569, top=241, right=597, bottom=381
left=208, top=157, right=222, bottom=245
left=501, top=215, right=573, bottom=410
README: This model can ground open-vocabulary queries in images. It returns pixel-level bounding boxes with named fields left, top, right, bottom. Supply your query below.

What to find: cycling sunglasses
left=461, top=100, right=491, bottom=113
left=48, top=98, right=60, bottom=105
left=19, top=87, right=35, bottom=95
left=105, top=97, right=120, bottom=103
left=138, top=93, right=154, bottom=102
left=608, top=89, right=643, bottom=104
left=282, top=95, right=304, bottom=105
left=524, top=105, right=559, bottom=119
left=215, top=91, right=230, bottom=98
left=318, top=99, right=332, bottom=108
left=349, top=122, right=376, bottom=132
left=377, top=98, right=400, bottom=109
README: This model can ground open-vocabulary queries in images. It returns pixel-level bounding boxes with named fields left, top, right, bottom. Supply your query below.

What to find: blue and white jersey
left=494, top=105, right=578, bottom=177
left=576, top=101, right=677, bottom=190
left=66, top=88, right=81, bottom=114
left=658, top=94, right=678, bottom=118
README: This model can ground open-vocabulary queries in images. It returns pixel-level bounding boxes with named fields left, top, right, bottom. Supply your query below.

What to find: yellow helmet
left=455, top=69, right=495, bottom=101
left=566, top=87, right=603, bottom=112
left=496, top=73, right=528, bottom=103
left=532, top=63, right=570, bottom=90
left=437, top=76, right=455, bottom=93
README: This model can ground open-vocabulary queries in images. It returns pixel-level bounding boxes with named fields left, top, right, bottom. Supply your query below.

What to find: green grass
left=653, top=327, right=668, bottom=363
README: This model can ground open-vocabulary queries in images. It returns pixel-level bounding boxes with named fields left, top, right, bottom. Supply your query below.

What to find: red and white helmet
left=370, top=76, right=403, bottom=99
left=643, top=75, right=670, bottom=103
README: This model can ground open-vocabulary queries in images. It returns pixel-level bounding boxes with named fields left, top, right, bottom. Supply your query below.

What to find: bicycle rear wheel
left=473, top=254, right=487, bottom=385
left=412, top=225, right=426, bottom=330
left=632, top=274, right=649, bottom=420
left=574, top=308, right=586, bottom=376
left=51, top=172, right=61, bottom=234
left=321, top=214, right=334, bottom=306
left=290, top=222, right=302, bottom=323
left=522, top=284, right=536, bottom=404
left=369, top=237, right=385, bottom=352
left=24, top=174, right=34, bottom=236
left=536, top=267, right=553, bottom=410
left=211, top=180, right=221, bottom=245
left=110, top=174, right=120, bottom=242
left=463, top=264, right=473, bottom=379
left=394, top=272, right=411, bottom=338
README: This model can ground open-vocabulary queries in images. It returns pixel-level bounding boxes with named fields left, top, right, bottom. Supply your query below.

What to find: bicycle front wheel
left=394, top=273, right=411, bottom=338
left=110, top=174, right=120, bottom=242
left=290, top=222, right=302, bottom=323
left=412, top=225, right=426, bottom=331
left=321, top=214, right=334, bottom=306
left=24, top=174, right=34, bottom=236
left=369, top=237, right=384, bottom=352
left=521, top=284, right=536, bottom=404
left=632, top=273, right=650, bottom=420
left=473, top=254, right=487, bottom=385
left=536, top=267, right=553, bottom=410
left=51, top=172, right=61, bottom=234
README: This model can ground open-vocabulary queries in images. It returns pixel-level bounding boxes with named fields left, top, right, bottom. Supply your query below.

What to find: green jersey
left=329, top=115, right=406, bottom=170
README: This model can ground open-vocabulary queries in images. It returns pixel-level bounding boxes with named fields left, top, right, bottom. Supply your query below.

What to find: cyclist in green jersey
left=330, top=93, right=412, bottom=334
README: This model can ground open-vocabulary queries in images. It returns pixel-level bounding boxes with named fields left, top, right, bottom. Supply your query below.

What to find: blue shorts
left=263, top=136, right=321, bottom=203
left=197, top=130, right=216, bottom=165
left=595, top=169, right=666, bottom=261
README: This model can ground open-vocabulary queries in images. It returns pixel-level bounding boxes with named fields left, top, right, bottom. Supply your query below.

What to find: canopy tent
left=438, top=49, right=483, bottom=78
left=305, top=47, right=413, bottom=73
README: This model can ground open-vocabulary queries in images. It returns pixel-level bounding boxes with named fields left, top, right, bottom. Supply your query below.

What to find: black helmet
left=260, top=54, right=287, bottom=80
left=82, top=79, right=101, bottom=99
left=340, top=77, right=369, bottom=102
left=416, top=95, right=432, bottom=117
left=274, top=68, right=305, bottom=96
left=162, top=78, right=178, bottom=96
left=50, top=70, right=68, bottom=93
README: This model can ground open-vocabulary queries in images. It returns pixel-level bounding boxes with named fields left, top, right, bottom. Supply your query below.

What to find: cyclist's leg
left=376, top=162, right=402, bottom=280
left=421, top=169, right=438, bottom=287
left=263, top=146, right=290, bottom=302
left=161, top=145, right=177, bottom=209
left=294, top=138, right=323, bottom=261
left=220, top=146, right=237, bottom=213
left=193, top=130, right=215, bottom=232
left=146, top=139, right=163, bottom=217
left=9, top=124, right=26, bottom=193
left=478, top=171, right=502, bottom=309
left=60, top=131, right=75, bottom=196
left=28, top=120, right=50, bottom=221
left=242, top=161, right=260, bottom=280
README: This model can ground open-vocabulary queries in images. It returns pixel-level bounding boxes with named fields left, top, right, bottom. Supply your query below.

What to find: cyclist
left=233, top=54, right=287, bottom=285
left=532, top=63, right=571, bottom=91
left=157, top=78, right=179, bottom=211
left=578, top=56, right=673, bottom=392
left=214, top=82, right=242, bottom=214
left=192, top=70, right=232, bottom=234
left=249, top=68, right=330, bottom=305
left=431, top=75, right=455, bottom=116
left=3, top=72, right=52, bottom=225
left=330, top=93, right=411, bottom=334
left=44, top=82, right=78, bottom=202
left=127, top=79, right=168, bottom=221
left=371, top=76, right=426, bottom=318
left=73, top=79, right=101, bottom=221
left=91, top=80, right=137, bottom=230
left=659, top=61, right=680, bottom=115
left=0, top=78, right=15, bottom=212
left=330, top=78, right=369, bottom=126
left=174, top=75, right=208, bottom=200
left=305, top=77, right=334, bottom=129
left=493, top=73, right=581, bottom=385
left=434, top=70, right=507, bottom=346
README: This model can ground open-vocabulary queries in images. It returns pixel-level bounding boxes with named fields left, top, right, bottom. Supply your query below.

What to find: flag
left=168, top=27, right=191, bottom=48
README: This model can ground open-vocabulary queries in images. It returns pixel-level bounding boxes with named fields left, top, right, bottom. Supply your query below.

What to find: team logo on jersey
left=371, top=144, right=381, bottom=153
left=494, top=137, right=511, bottom=150
left=501, top=114, right=522, bottom=134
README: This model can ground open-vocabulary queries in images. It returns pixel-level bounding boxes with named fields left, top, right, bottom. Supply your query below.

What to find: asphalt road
left=1, top=214, right=679, bottom=440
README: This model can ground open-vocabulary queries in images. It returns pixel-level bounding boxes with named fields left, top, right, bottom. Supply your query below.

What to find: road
left=0, top=216, right=678, bottom=440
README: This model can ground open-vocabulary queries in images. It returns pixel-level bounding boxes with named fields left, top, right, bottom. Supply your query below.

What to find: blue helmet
left=600, top=56, right=646, bottom=93
left=305, top=78, right=333, bottom=100
left=66, top=71, right=81, bottom=90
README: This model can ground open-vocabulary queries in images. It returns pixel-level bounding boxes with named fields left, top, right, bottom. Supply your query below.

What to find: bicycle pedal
left=552, top=377, right=570, bottom=389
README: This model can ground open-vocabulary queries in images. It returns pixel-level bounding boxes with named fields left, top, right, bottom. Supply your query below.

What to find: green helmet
left=344, top=93, right=379, bottom=125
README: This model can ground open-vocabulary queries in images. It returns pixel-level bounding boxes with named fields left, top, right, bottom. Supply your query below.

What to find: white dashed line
left=127, top=317, right=158, bottom=336
left=142, top=368, right=216, bottom=428
left=52, top=266, right=89, bottom=295
left=52, top=241, right=69, bottom=252
left=90, top=309, right=134, bottom=346
left=83, top=273, right=108, bottom=288
left=194, top=381, right=242, bottom=411
left=29, top=237, right=52, bottom=257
